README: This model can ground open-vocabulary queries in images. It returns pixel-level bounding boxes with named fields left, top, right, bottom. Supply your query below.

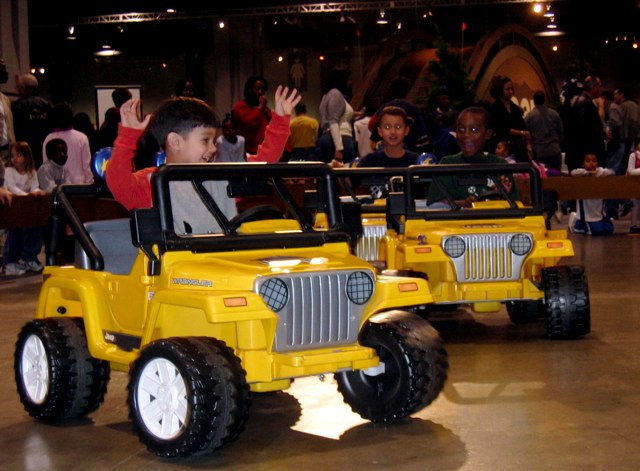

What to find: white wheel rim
left=136, top=357, right=189, bottom=440
left=21, top=334, right=50, bottom=404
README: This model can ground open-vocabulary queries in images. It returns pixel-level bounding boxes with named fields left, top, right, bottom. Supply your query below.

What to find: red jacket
left=232, top=100, right=272, bottom=154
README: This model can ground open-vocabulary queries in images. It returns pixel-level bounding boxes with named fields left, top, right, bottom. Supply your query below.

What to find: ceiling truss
left=75, top=1, right=562, bottom=25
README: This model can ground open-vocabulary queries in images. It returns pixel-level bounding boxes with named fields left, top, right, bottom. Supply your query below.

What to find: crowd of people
left=2, top=61, right=640, bottom=275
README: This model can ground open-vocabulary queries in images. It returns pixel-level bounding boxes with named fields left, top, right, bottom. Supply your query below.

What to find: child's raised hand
left=120, top=98, right=151, bottom=130
left=274, top=85, right=302, bottom=117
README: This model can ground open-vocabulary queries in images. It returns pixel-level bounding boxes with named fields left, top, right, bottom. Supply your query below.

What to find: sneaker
left=24, top=260, right=44, bottom=272
left=4, top=263, right=26, bottom=276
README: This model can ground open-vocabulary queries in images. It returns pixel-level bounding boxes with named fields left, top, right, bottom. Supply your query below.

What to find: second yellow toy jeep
left=330, top=163, right=589, bottom=340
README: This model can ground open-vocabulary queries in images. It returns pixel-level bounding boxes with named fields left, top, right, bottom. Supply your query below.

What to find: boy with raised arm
left=106, top=86, right=300, bottom=235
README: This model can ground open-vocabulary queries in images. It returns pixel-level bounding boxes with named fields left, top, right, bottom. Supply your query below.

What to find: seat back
left=75, top=218, right=138, bottom=274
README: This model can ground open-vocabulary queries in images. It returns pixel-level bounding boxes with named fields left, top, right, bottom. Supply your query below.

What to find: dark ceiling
left=26, top=1, right=640, bottom=66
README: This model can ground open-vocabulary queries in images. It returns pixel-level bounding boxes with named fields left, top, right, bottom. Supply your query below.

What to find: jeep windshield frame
left=132, top=163, right=354, bottom=255
left=334, top=163, right=544, bottom=221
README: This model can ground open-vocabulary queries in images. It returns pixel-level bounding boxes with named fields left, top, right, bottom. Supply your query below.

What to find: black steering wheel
left=476, top=191, right=504, bottom=201
left=229, top=204, right=284, bottom=229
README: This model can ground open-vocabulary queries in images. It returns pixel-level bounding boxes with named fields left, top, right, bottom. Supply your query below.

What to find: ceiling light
left=533, top=3, right=543, bottom=14
left=534, top=30, right=566, bottom=37
left=94, top=44, right=122, bottom=57
left=543, top=5, right=555, bottom=17
left=377, top=9, right=388, bottom=25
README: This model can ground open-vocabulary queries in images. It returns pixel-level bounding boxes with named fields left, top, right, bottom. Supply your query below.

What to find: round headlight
left=259, top=278, right=288, bottom=312
left=510, top=234, right=532, bottom=256
left=346, top=271, right=374, bottom=304
left=443, top=236, right=466, bottom=258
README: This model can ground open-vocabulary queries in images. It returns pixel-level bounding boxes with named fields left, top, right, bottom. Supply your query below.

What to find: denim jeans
left=3, top=227, right=43, bottom=265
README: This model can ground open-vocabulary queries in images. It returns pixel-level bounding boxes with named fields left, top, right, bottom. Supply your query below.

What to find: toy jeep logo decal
left=171, top=277, right=213, bottom=287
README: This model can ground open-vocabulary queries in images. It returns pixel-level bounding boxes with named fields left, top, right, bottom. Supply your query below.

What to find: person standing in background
left=97, top=87, right=132, bottom=149
left=564, top=75, right=606, bottom=171
left=2, top=141, right=45, bottom=275
left=42, top=102, right=93, bottom=184
left=214, top=114, right=246, bottom=162
left=318, top=64, right=356, bottom=166
left=613, top=87, right=640, bottom=170
left=232, top=76, right=272, bottom=155
left=525, top=90, right=564, bottom=175
left=288, top=102, right=319, bottom=161
left=73, top=112, right=99, bottom=155
left=0, top=59, right=16, bottom=170
left=487, top=75, right=529, bottom=162
left=172, top=79, right=196, bottom=98
left=11, top=73, right=52, bottom=169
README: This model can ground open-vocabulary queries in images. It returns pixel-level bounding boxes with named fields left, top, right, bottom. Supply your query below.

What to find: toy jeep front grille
left=256, top=270, right=374, bottom=352
left=442, top=233, right=532, bottom=282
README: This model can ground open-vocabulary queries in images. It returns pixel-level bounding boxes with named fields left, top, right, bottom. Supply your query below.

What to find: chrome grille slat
left=445, top=233, right=531, bottom=282
left=356, top=223, right=387, bottom=261
left=256, top=270, right=371, bottom=352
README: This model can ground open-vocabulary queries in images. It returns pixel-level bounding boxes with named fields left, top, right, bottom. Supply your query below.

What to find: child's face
left=10, top=147, right=26, bottom=171
left=583, top=154, right=598, bottom=171
left=167, top=126, right=218, bottom=164
left=222, top=121, right=236, bottom=140
left=49, top=143, right=68, bottom=166
left=495, top=141, right=509, bottom=157
left=378, top=114, right=409, bottom=149
left=455, top=111, right=492, bottom=157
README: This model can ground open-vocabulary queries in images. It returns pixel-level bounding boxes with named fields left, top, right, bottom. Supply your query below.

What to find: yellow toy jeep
left=13, top=163, right=448, bottom=458
left=329, top=163, right=589, bottom=340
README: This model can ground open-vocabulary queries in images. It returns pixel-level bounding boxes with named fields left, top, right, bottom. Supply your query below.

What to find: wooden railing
left=0, top=194, right=128, bottom=229
left=2, top=176, right=640, bottom=230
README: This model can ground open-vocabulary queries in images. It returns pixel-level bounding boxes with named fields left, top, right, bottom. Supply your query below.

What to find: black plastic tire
left=127, top=337, right=247, bottom=458
left=506, top=300, right=544, bottom=324
left=14, top=317, right=110, bottom=421
left=191, top=337, right=250, bottom=452
left=542, top=265, right=590, bottom=339
left=336, top=310, right=448, bottom=423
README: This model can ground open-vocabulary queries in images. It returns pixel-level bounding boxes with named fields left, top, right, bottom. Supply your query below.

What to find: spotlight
left=533, top=3, right=543, bottom=14
left=66, top=25, right=76, bottom=40
left=377, top=10, right=388, bottom=25
left=94, top=44, right=122, bottom=57
left=543, top=5, right=555, bottom=18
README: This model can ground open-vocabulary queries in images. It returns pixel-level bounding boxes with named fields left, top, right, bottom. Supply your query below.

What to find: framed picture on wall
left=288, top=53, right=307, bottom=91
left=95, top=85, right=141, bottom=128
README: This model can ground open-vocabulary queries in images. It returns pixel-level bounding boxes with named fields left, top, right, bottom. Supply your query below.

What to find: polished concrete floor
left=2, top=217, right=640, bottom=470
